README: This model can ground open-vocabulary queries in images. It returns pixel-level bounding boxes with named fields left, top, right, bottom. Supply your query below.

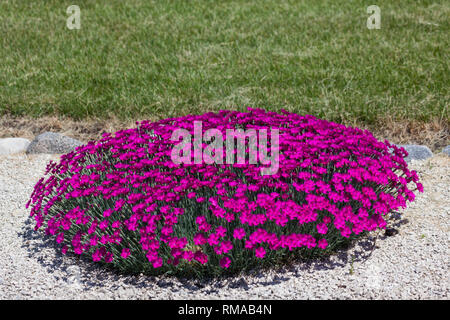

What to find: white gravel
left=0, top=153, right=448, bottom=300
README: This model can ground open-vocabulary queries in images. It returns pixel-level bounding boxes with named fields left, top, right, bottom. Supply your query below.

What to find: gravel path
left=0, top=153, right=448, bottom=300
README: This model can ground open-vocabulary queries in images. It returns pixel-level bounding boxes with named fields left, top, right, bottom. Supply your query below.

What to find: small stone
left=442, top=146, right=450, bottom=156
left=0, top=138, right=31, bottom=155
left=26, top=132, right=83, bottom=154
left=397, top=145, right=433, bottom=163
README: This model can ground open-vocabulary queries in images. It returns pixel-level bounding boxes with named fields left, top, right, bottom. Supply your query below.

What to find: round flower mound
left=27, top=108, right=423, bottom=277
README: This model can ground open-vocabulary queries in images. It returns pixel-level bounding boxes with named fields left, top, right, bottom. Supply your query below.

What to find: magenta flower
left=193, top=233, right=207, bottom=246
left=215, top=226, right=227, bottom=238
left=255, top=247, right=266, bottom=259
left=182, top=250, right=194, bottom=261
left=56, top=233, right=64, bottom=244
left=152, top=257, right=163, bottom=268
left=89, top=235, right=99, bottom=246
left=99, top=220, right=109, bottom=230
left=103, top=208, right=113, bottom=217
left=318, top=239, right=328, bottom=249
left=219, top=257, right=231, bottom=269
left=233, top=228, right=246, bottom=240
left=105, top=252, right=114, bottom=263
left=316, top=223, right=328, bottom=234
left=121, top=248, right=131, bottom=259
left=92, top=249, right=103, bottom=262
left=194, top=251, right=208, bottom=265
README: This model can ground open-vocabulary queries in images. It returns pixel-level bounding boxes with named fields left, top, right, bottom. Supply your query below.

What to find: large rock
left=397, top=144, right=433, bottom=163
left=26, top=132, right=83, bottom=154
left=0, top=138, right=31, bottom=155
left=442, top=145, right=450, bottom=156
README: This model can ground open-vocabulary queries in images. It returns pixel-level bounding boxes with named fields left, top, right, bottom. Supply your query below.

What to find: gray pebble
left=442, top=146, right=450, bottom=156
left=26, top=132, right=83, bottom=154
left=397, top=144, right=433, bottom=162
left=0, top=138, right=30, bottom=155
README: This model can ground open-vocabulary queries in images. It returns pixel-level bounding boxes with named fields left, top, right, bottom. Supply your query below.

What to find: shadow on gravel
left=19, top=215, right=407, bottom=293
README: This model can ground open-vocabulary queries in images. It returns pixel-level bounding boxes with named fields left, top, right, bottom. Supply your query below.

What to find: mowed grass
left=0, top=0, right=448, bottom=126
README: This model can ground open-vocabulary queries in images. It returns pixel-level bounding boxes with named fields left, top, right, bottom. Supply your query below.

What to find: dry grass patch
left=0, top=114, right=448, bottom=152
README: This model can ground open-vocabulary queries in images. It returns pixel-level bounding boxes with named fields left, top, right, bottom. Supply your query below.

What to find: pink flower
left=219, top=257, right=231, bottom=268
left=316, top=223, right=328, bottom=235
left=92, top=249, right=103, bottom=261
left=74, top=246, right=83, bottom=255
left=255, top=247, right=266, bottom=259
left=152, top=257, right=163, bottom=268
left=318, top=239, right=328, bottom=249
left=111, top=220, right=121, bottom=228
left=56, top=233, right=64, bottom=244
left=245, top=240, right=254, bottom=249
left=89, top=235, right=98, bottom=246
left=100, top=235, right=109, bottom=244
left=187, top=192, right=196, bottom=199
left=161, top=226, right=173, bottom=236
left=121, top=248, right=131, bottom=259
left=183, top=250, right=194, bottom=261
left=103, top=208, right=113, bottom=217
left=105, top=252, right=114, bottom=263
left=207, top=233, right=220, bottom=246
left=193, top=233, right=207, bottom=246
left=196, top=216, right=206, bottom=225
left=194, top=251, right=208, bottom=264
left=99, top=220, right=109, bottom=230
left=416, top=183, right=424, bottom=193
left=233, top=228, right=246, bottom=240
left=216, top=226, right=227, bottom=237
left=221, top=241, right=233, bottom=254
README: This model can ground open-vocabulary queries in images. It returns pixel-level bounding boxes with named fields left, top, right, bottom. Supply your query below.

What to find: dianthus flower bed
left=27, top=108, right=422, bottom=277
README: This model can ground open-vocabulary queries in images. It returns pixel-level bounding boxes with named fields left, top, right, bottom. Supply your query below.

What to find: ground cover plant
left=27, top=109, right=423, bottom=277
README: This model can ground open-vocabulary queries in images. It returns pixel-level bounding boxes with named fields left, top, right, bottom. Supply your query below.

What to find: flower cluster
left=27, top=108, right=422, bottom=276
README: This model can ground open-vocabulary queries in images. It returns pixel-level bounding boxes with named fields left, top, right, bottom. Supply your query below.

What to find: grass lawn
left=0, top=0, right=448, bottom=129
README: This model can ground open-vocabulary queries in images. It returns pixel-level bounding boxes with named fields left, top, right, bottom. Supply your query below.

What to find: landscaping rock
left=26, top=132, right=83, bottom=154
left=0, top=138, right=31, bottom=155
left=397, top=144, right=433, bottom=163
left=442, top=146, right=450, bottom=156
